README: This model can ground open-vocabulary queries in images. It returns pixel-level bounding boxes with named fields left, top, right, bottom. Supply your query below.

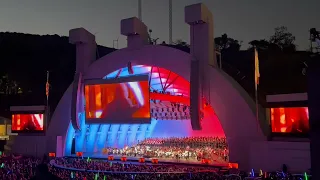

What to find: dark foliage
left=214, top=33, right=241, bottom=52
left=0, top=32, right=311, bottom=118
left=0, top=32, right=115, bottom=118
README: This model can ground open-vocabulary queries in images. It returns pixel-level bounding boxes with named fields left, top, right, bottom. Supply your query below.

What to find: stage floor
left=68, top=153, right=228, bottom=168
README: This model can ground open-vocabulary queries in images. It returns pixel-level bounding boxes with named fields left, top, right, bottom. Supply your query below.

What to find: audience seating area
left=0, top=154, right=311, bottom=180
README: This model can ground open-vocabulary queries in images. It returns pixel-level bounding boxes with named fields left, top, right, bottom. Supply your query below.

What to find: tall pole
left=310, top=30, right=313, bottom=52
left=255, top=83, right=259, bottom=124
left=169, top=0, right=173, bottom=44
left=46, top=71, right=50, bottom=107
left=254, top=48, right=260, bottom=127
left=46, top=71, right=50, bottom=126
left=138, top=0, right=142, bottom=21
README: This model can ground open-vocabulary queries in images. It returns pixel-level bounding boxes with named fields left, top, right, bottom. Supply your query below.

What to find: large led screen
left=270, top=107, right=309, bottom=133
left=11, top=114, right=44, bottom=132
left=85, top=80, right=150, bottom=123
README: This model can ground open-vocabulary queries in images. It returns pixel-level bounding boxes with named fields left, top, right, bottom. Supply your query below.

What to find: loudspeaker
left=71, top=72, right=82, bottom=130
left=71, top=138, right=76, bottom=155
left=190, top=60, right=202, bottom=130
left=128, top=61, right=134, bottom=74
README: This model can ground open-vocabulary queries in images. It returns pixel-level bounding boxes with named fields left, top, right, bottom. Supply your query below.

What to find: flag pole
left=46, top=71, right=50, bottom=107
left=254, top=47, right=260, bottom=124
left=255, top=79, right=259, bottom=123
left=46, top=71, right=50, bottom=125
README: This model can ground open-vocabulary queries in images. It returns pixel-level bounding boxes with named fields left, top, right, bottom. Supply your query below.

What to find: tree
left=173, top=39, right=189, bottom=47
left=214, top=34, right=241, bottom=51
left=270, top=26, right=296, bottom=52
left=248, top=39, right=270, bottom=50
left=0, top=74, right=21, bottom=95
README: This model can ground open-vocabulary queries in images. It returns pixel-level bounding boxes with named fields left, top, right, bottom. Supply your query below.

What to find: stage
left=67, top=153, right=229, bottom=169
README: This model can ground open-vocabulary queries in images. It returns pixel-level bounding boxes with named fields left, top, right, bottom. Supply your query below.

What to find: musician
left=223, top=148, right=228, bottom=161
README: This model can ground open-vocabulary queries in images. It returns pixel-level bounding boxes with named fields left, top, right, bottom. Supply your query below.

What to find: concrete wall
left=11, top=136, right=47, bottom=157
left=250, top=141, right=310, bottom=173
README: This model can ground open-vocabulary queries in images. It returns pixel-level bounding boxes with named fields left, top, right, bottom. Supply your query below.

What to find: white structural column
left=185, top=3, right=216, bottom=102
left=185, top=3, right=216, bottom=130
left=69, top=28, right=96, bottom=130
left=121, top=17, right=148, bottom=49
left=69, top=28, right=97, bottom=74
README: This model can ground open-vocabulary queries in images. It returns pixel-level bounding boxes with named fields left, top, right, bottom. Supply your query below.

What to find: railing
left=50, top=161, right=218, bottom=174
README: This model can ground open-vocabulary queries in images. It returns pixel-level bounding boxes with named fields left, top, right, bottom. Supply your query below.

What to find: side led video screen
left=85, top=76, right=150, bottom=124
left=270, top=107, right=309, bottom=134
left=11, top=113, right=44, bottom=133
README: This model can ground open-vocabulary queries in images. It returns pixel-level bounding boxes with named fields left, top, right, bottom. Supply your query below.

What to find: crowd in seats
left=50, top=169, right=222, bottom=180
left=151, top=101, right=191, bottom=120
left=0, top=155, right=61, bottom=180
left=151, top=90, right=191, bottom=120
left=150, top=101, right=204, bottom=120
left=138, top=137, right=227, bottom=149
left=0, top=154, right=312, bottom=180
left=150, top=90, right=207, bottom=121
left=158, top=137, right=227, bottom=149
left=54, top=158, right=218, bottom=173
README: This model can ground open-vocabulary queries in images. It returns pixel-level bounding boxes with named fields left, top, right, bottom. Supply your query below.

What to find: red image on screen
left=85, top=81, right=150, bottom=122
left=271, top=107, right=309, bottom=133
left=11, top=114, right=44, bottom=131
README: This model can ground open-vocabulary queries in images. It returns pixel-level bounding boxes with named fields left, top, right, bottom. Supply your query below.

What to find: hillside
left=0, top=32, right=115, bottom=117
left=0, top=32, right=313, bottom=118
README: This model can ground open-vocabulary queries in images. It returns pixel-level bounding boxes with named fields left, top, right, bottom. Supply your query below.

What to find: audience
left=54, top=157, right=218, bottom=172
left=30, top=163, right=62, bottom=180
left=0, top=154, right=312, bottom=180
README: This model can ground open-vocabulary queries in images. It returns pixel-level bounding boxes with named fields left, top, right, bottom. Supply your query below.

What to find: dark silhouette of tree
left=214, top=34, right=241, bottom=51
left=173, top=39, right=189, bottom=47
left=248, top=39, right=270, bottom=51
left=0, top=31, right=310, bottom=119
left=270, top=26, right=296, bottom=52
left=174, top=34, right=242, bottom=52
left=0, top=74, right=21, bottom=95
left=0, top=32, right=115, bottom=118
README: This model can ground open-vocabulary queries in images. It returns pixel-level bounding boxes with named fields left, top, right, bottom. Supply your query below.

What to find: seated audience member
left=30, top=164, right=62, bottom=180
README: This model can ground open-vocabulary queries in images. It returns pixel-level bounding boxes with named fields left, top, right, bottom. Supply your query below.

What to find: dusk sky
left=0, top=0, right=318, bottom=50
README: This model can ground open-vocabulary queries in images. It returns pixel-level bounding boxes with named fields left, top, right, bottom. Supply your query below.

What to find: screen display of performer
left=11, top=114, right=44, bottom=132
left=85, top=81, right=150, bottom=123
left=271, top=107, right=309, bottom=133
